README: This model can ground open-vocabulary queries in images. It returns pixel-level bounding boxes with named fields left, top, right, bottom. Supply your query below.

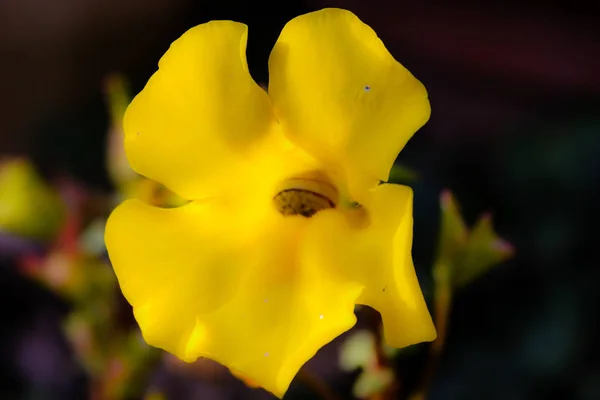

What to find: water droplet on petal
left=364, top=85, right=371, bottom=92
left=319, top=315, right=324, bottom=320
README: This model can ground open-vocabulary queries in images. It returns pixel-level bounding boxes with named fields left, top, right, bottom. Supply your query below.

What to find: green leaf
left=353, top=367, right=395, bottom=399
left=434, top=190, right=514, bottom=288
left=437, top=190, right=468, bottom=266
left=79, top=218, right=107, bottom=257
left=105, top=75, right=138, bottom=187
left=388, top=164, right=420, bottom=184
left=339, top=330, right=377, bottom=371
left=454, top=213, right=515, bottom=287
left=105, top=74, right=130, bottom=125
left=0, top=158, right=65, bottom=240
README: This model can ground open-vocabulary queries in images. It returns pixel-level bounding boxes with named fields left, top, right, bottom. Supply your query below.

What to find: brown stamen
left=273, top=189, right=335, bottom=218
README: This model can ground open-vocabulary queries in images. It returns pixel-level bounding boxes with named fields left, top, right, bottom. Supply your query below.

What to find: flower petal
left=105, top=199, right=362, bottom=398
left=124, top=21, right=276, bottom=200
left=202, top=215, right=363, bottom=397
left=304, top=184, right=436, bottom=348
left=268, top=8, right=431, bottom=196
left=105, top=199, right=253, bottom=356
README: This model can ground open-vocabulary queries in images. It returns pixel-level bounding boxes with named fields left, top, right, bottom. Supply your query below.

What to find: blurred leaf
left=105, top=75, right=137, bottom=187
left=388, top=164, right=420, bottom=183
left=454, top=213, right=515, bottom=287
left=435, top=190, right=514, bottom=288
left=79, top=217, right=107, bottom=256
left=437, top=190, right=468, bottom=265
left=28, top=252, right=79, bottom=295
left=353, top=367, right=395, bottom=399
left=64, top=312, right=103, bottom=372
left=27, top=252, right=115, bottom=302
left=105, top=74, right=130, bottom=126
left=339, top=330, right=377, bottom=372
left=0, top=158, right=65, bottom=240
left=110, top=331, right=160, bottom=399
left=117, top=179, right=187, bottom=208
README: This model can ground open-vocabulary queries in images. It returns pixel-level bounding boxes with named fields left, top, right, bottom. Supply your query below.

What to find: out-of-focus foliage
left=388, top=164, right=420, bottom=184
left=339, top=329, right=397, bottom=399
left=457, top=213, right=514, bottom=287
left=340, top=188, right=516, bottom=400
left=353, top=366, right=395, bottom=399
left=0, top=159, right=65, bottom=240
left=105, top=75, right=137, bottom=189
left=8, top=76, right=180, bottom=399
left=19, top=193, right=161, bottom=399
left=437, top=190, right=514, bottom=288
left=339, top=330, right=377, bottom=372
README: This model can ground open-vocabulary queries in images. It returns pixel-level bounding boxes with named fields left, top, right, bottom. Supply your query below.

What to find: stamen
left=273, top=189, right=335, bottom=218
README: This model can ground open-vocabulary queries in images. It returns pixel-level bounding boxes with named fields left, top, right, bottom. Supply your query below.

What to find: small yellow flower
left=105, top=8, right=435, bottom=398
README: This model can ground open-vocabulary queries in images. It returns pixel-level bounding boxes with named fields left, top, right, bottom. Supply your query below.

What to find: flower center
left=274, top=189, right=334, bottom=217
left=273, top=177, right=337, bottom=218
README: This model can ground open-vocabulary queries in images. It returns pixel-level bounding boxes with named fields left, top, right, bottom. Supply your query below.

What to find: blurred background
left=1, top=0, right=599, bottom=399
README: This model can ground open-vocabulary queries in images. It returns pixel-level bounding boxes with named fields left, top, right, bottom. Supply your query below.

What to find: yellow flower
left=105, top=8, right=435, bottom=398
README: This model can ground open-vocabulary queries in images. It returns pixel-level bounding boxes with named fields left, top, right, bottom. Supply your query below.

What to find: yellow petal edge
left=269, top=8, right=431, bottom=196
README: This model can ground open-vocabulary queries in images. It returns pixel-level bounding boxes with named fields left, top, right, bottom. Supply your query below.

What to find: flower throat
left=273, top=189, right=334, bottom=217
left=272, top=177, right=337, bottom=218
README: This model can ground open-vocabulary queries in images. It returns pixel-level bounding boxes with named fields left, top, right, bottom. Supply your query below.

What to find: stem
left=364, top=306, right=399, bottom=400
left=409, top=263, right=453, bottom=400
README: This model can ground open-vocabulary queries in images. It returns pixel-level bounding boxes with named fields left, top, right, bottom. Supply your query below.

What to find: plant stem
left=409, top=263, right=453, bottom=400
